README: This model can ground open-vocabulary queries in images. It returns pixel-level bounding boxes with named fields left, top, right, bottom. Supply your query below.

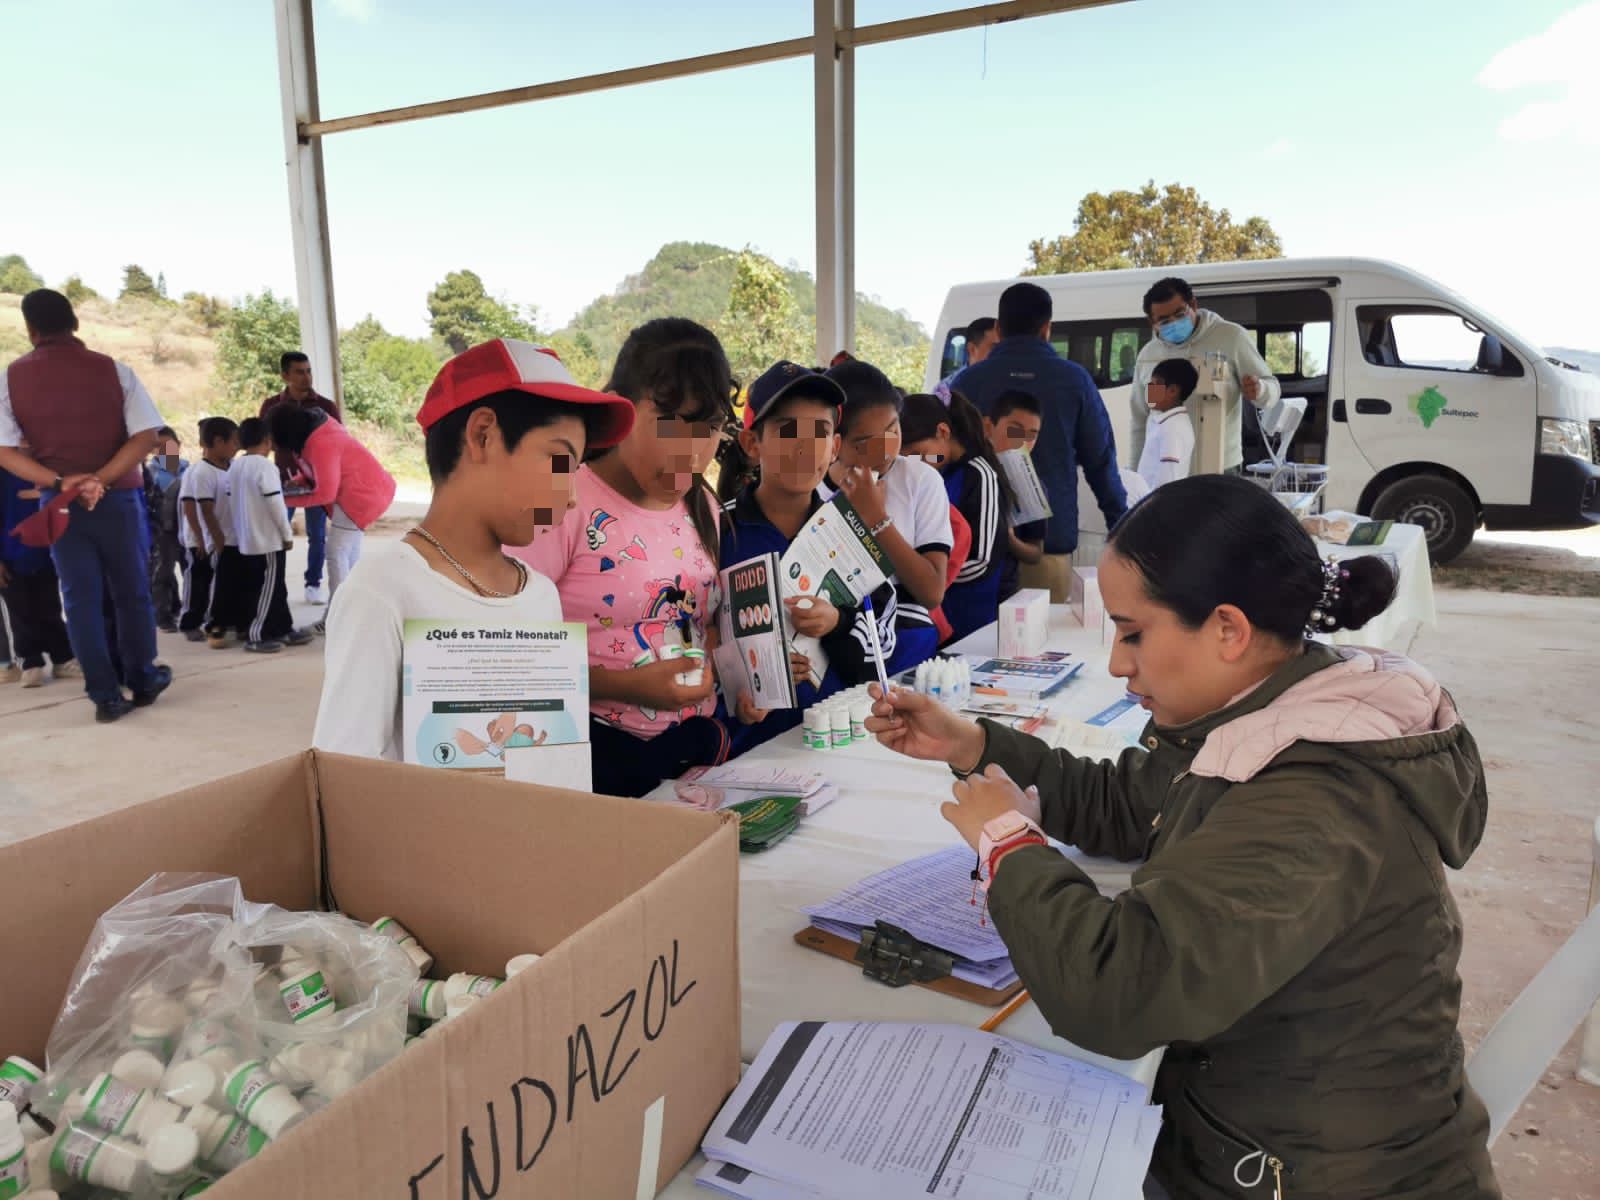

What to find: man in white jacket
left=1127, top=276, right=1280, bottom=474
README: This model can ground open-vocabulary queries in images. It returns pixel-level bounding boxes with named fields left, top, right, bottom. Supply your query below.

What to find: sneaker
left=312, top=620, right=326, bottom=636
left=244, top=640, right=284, bottom=654
left=158, top=620, right=179, bottom=633
left=53, top=659, right=83, bottom=680
left=305, top=584, right=328, bottom=606
left=20, top=667, right=46, bottom=688
left=183, top=629, right=207, bottom=643
left=207, top=631, right=232, bottom=650
left=284, top=627, right=315, bottom=647
left=131, top=664, right=174, bottom=708
left=0, top=663, right=19, bottom=684
left=96, top=696, right=135, bottom=723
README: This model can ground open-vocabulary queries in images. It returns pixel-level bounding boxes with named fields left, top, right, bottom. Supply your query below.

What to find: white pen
left=860, top=594, right=892, bottom=696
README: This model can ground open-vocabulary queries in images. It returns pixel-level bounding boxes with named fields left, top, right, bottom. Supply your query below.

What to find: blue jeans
left=303, top=503, right=326, bottom=588
left=48, top=488, right=160, bottom=704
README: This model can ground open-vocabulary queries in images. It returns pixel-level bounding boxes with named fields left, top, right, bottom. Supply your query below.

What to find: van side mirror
left=1475, top=334, right=1505, bottom=374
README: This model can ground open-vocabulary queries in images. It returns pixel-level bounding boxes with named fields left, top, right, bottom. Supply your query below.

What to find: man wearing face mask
left=1127, top=277, right=1280, bottom=474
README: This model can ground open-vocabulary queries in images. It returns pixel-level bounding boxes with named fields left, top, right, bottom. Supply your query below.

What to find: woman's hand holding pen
left=865, top=684, right=985, bottom=771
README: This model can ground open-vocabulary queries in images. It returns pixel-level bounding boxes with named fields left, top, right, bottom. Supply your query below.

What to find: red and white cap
left=415, top=338, right=635, bottom=448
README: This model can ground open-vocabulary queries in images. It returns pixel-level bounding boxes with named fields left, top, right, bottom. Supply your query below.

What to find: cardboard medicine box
left=0, top=751, right=741, bottom=1199
left=997, top=588, right=1050, bottom=659
left=1069, top=566, right=1104, bottom=630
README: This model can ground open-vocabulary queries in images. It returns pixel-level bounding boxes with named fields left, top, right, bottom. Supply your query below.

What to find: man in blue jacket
left=950, top=283, right=1127, bottom=587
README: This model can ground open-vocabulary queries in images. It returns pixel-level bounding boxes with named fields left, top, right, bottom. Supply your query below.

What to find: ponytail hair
left=715, top=430, right=757, bottom=504
left=901, top=390, right=1017, bottom=516
left=825, top=359, right=900, bottom=436
left=1107, top=474, right=1397, bottom=642
left=603, top=317, right=736, bottom=569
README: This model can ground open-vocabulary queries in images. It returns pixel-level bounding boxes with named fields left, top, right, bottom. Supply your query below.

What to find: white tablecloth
left=655, top=610, right=1162, bottom=1197
left=1317, top=520, right=1436, bottom=652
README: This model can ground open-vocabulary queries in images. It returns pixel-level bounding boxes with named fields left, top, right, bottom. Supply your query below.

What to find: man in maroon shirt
left=0, top=290, right=172, bottom=722
left=259, top=351, right=341, bottom=605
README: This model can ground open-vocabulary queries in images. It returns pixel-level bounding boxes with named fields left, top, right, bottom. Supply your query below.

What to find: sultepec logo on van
left=1407, top=386, right=1476, bottom=428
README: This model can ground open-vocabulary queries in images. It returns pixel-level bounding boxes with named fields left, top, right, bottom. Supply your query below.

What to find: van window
left=1260, top=323, right=1330, bottom=378
left=1357, top=306, right=1524, bottom=377
left=1049, top=319, right=1150, bottom=388
left=939, top=330, right=968, bottom=379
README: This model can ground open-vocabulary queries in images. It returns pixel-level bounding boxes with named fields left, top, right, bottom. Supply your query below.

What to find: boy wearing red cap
left=311, top=339, right=634, bottom=761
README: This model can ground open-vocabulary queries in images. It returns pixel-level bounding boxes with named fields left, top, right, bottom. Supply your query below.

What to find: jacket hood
left=1188, top=646, right=1488, bottom=867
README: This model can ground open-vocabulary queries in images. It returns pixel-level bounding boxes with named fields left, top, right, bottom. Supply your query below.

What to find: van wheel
left=1370, top=474, right=1477, bottom=564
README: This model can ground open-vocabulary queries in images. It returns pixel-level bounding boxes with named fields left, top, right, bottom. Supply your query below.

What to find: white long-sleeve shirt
left=1137, top=407, right=1196, bottom=491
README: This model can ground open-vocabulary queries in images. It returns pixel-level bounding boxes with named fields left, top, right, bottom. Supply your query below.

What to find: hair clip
left=1306, top=558, right=1347, bottom=634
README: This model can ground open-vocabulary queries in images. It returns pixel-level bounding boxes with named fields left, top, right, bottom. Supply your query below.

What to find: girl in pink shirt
left=267, top=406, right=396, bottom=606
left=512, top=319, right=736, bottom=796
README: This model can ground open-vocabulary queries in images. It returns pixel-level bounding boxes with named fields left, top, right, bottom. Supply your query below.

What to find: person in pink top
left=511, top=318, right=736, bottom=797
left=266, top=405, right=396, bottom=613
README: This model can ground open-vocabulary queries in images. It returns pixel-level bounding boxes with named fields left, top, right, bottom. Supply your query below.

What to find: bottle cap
left=505, top=954, right=541, bottom=977
left=146, top=1122, right=200, bottom=1176
left=162, top=1062, right=218, bottom=1109
left=112, top=1050, right=167, bottom=1090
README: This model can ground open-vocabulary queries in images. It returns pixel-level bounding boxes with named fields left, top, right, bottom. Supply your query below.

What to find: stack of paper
left=696, top=1020, right=1164, bottom=1199
left=673, top=763, right=839, bottom=816
left=803, top=847, right=1018, bottom=990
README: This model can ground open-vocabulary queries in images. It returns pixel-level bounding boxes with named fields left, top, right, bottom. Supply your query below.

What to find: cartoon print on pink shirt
left=586, top=508, right=617, bottom=550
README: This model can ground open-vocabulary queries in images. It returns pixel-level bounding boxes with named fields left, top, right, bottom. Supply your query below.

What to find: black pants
left=588, top=716, right=731, bottom=798
left=234, top=550, right=293, bottom=643
left=208, top=546, right=251, bottom=635
left=150, top=531, right=182, bottom=625
left=0, top=563, right=75, bottom=669
left=178, top=547, right=214, bottom=632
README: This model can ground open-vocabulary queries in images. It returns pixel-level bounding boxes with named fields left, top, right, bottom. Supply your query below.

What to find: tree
left=715, top=249, right=811, bottom=388
left=214, top=290, right=301, bottom=414
left=426, top=269, right=537, bottom=355
left=544, top=331, right=603, bottom=389
left=0, top=254, right=44, bottom=295
left=156, top=272, right=169, bottom=300
left=339, top=314, right=446, bottom=430
left=1026, top=182, right=1283, bottom=275
left=120, top=264, right=160, bottom=301
left=180, top=292, right=229, bottom=331
left=60, top=275, right=100, bottom=305
left=855, top=328, right=928, bottom=393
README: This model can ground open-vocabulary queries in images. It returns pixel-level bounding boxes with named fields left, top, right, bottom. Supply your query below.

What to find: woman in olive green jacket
left=868, top=475, right=1499, bottom=1200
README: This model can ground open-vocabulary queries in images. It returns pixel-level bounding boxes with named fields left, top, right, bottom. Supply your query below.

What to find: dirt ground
left=1, top=524, right=1597, bottom=1198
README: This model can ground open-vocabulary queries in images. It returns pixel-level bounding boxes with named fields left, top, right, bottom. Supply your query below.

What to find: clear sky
left=3, top=0, right=1595, bottom=350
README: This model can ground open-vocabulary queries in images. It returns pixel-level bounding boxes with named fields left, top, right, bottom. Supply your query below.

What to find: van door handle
left=1355, top=398, right=1392, bottom=415
left=1332, top=399, right=1348, bottom=423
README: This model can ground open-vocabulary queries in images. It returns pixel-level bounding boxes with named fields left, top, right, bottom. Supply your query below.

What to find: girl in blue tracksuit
left=900, top=390, right=1016, bottom=645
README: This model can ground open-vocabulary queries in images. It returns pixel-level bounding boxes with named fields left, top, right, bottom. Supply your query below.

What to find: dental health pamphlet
left=716, top=553, right=799, bottom=714
left=401, top=620, right=589, bottom=782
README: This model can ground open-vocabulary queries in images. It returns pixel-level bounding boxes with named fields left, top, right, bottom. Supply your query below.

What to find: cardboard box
left=997, top=588, right=1050, bottom=659
left=1017, top=554, right=1074, bottom=604
left=1069, top=567, right=1104, bottom=630
left=0, top=752, right=741, bottom=1199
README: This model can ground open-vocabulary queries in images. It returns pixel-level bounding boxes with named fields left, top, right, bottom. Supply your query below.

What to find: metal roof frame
left=273, top=0, right=1124, bottom=396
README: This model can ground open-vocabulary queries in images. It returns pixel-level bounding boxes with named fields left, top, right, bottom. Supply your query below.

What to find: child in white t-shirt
left=230, top=418, right=312, bottom=653
left=1137, top=358, right=1198, bottom=492
left=313, top=339, right=635, bottom=762
left=176, top=417, right=238, bottom=642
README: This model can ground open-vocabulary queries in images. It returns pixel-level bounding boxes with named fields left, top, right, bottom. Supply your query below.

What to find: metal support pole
left=274, top=0, right=342, bottom=406
left=1580, top=813, right=1600, bottom=1086
left=813, top=0, right=855, bottom=367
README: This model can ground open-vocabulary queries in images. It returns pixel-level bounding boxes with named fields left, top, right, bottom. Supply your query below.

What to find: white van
left=927, top=257, right=1600, bottom=561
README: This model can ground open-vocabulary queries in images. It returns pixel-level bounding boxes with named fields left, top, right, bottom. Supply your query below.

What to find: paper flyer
left=777, top=493, right=888, bottom=608
left=775, top=494, right=890, bottom=688
left=998, top=447, right=1052, bottom=524
left=720, top=553, right=798, bottom=712
left=401, top=620, right=589, bottom=769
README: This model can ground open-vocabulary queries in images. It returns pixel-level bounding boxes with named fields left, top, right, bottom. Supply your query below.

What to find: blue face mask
left=1157, top=314, right=1195, bottom=345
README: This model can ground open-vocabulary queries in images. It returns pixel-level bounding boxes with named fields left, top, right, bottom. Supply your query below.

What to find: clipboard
left=793, top=923, right=1024, bottom=1008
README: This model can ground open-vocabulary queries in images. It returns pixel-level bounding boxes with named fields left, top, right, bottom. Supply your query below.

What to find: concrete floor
left=1, top=529, right=1597, bottom=1197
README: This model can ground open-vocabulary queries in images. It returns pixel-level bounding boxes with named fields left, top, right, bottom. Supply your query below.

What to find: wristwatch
left=977, top=811, right=1046, bottom=890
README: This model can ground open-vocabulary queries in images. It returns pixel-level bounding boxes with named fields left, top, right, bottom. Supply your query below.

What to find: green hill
left=564, top=241, right=929, bottom=371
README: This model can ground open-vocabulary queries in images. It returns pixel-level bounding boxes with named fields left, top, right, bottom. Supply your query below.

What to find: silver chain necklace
left=407, top=526, right=527, bottom=598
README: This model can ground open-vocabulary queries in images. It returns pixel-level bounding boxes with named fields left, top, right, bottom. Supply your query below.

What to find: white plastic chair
left=1466, top=813, right=1600, bottom=1144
